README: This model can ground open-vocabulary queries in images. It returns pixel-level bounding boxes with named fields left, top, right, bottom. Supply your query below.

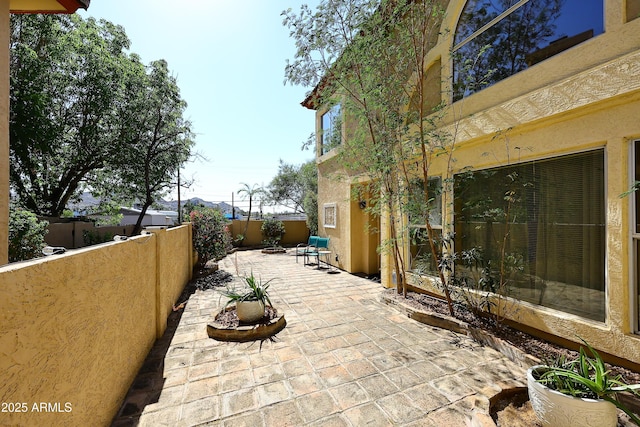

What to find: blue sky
left=79, top=1, right=318, bottom=212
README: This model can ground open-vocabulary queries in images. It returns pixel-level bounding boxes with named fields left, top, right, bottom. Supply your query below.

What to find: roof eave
left=11, top=0, right=90, bottom=14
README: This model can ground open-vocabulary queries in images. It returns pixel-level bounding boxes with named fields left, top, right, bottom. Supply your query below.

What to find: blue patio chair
left=304, top=237, right=330, bottom=268
left=295, top=235, right=318, bottom=263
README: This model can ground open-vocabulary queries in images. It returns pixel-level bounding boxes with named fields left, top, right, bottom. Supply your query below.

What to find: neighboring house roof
left=119, top=207, right=178, bottom=227
left=10, top=0, right=90, bottom=14
left=120, top=207, right=177, bottom=217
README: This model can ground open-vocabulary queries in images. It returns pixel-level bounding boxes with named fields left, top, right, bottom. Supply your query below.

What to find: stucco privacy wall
left=45, top=222, right=136, bottom=249
left=0, top=224, right=192, bottom=426
left=230, top=219, right=309, bottom=247
left=154, top=226, right=193, bottom=337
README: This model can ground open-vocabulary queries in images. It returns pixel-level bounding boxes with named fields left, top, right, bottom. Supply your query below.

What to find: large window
left=453, top=0, right=604, bottom=101
left=632, top=141, right=640, bottom=332
left=320, top=103, right=342, bottom=155
left=409, top=177, right=443, bottom=275
left=454, top=150, right=605, bottom=321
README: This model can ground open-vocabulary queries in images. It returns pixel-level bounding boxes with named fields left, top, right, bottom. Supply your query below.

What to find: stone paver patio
left=111, top=249, right=526, bottom=426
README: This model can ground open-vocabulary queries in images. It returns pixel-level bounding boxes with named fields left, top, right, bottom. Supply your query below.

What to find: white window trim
left=323, top=203, right=337, bottom=228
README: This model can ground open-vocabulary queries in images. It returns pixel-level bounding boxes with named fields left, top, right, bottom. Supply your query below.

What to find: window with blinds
left=454, top=149, right=605, bottom=321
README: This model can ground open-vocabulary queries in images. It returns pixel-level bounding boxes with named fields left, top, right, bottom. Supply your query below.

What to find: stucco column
left=0, top=0, right=9, bottom=265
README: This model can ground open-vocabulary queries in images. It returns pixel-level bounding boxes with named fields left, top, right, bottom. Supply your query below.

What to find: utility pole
left=177, top=168, right=182, bottom=223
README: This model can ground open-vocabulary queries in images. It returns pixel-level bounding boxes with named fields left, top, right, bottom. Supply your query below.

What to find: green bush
left=83, top=230, right=115, bottom=246
left=190, top=207, right=231, bottom=267
left=261, top=218, right=285, bottom=247
left=9, top=207, right=49, bottom=262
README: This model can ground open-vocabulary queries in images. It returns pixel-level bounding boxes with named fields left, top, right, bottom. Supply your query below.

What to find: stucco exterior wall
left=317, top=153, right=355, bottom=272
left=399, top=1, right=640, bottom=367
left=313, top=0, right=640, bottom=367
left=0, top=224, right=193, bottom=426
left=408, top=95, right=640, bottom=367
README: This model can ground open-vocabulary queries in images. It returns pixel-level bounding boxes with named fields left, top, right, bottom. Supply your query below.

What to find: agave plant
left=221, top=271, right=274, bottom=308
left=534, top=340, right=640, bottom=425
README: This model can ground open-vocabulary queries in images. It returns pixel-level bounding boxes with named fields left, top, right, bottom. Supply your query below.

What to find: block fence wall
left=229, top=219, right=309, bottom=247
left=0, top=224, right=193, bottom=426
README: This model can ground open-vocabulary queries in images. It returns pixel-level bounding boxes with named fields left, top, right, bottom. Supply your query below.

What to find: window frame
left=320, top=103, right=342, bottom=156
left=452, top=148, right=607, bottom=322
left=452, top=0, right=605, bottom=101
left=323, top=203, right=337, bottom=229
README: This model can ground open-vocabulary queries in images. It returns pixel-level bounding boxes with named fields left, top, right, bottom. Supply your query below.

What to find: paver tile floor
left=112, top=250, right=525, bottom=426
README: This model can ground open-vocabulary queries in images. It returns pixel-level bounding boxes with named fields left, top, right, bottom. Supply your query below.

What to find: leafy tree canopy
left=266, top=159, right=316, bottom=214
left=9, top=14, right=194, bottom=231
left=267, top=159, right=318, bottom=234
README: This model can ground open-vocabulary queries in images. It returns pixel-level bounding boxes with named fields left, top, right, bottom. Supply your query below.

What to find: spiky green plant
left=221, top=271, right=274, bottom=309
left=534, top=340, right=640, bottom=425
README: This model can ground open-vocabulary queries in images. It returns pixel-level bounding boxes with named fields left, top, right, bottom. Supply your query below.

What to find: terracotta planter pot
left=236, top=300, right=265, bottom=323
left=527, top=365, right=617, bottom=427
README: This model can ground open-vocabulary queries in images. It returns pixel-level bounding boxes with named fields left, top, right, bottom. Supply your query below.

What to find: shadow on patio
left=111, top=249, right=525, bottom=426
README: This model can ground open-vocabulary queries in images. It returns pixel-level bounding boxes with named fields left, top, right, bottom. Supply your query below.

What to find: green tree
left=285, top=0, right=533, bottom=321
left=300, top=161, right=319, bottom=235
left=237, top=183, right=264, bottom=246
left=9, top=14, right=132, bottom=216
left=267, top=160, right=308, bottom=213
left=267, top=159, right=318, bottom=234
left=96, top=59, right=194, bottom=235
left=9, top=15, right=194, bottom=234
left=8, top=206, right=49, bottom=262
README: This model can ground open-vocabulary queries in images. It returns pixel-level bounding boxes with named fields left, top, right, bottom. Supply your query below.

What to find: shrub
left=190, top=207, right=231, bottom=267
left=83, top=230, right=115, bottom=246
left=9, top=207, right=49, bottom=262
left=261, top=218, right=285, bottom=247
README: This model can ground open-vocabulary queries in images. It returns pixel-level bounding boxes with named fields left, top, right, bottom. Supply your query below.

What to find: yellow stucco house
left=0, top=0, right=89, bottom=266
left=306, top=0, right=640, bottom=368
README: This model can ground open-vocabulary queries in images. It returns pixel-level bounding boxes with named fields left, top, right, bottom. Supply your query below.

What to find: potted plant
left=221, top=271, right=274, bottom=323
left=527, top=340, right=640, bottom=427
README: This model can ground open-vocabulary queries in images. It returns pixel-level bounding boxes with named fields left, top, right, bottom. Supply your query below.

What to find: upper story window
left=452, top=0, right=604, bottom=101
left=320, top=103, right=342, bottom=155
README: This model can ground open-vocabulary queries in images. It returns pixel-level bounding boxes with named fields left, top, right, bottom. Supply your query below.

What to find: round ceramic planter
left=527, top=365, right=617, bottom=427
left=236, top=300, right=265, bottom=323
